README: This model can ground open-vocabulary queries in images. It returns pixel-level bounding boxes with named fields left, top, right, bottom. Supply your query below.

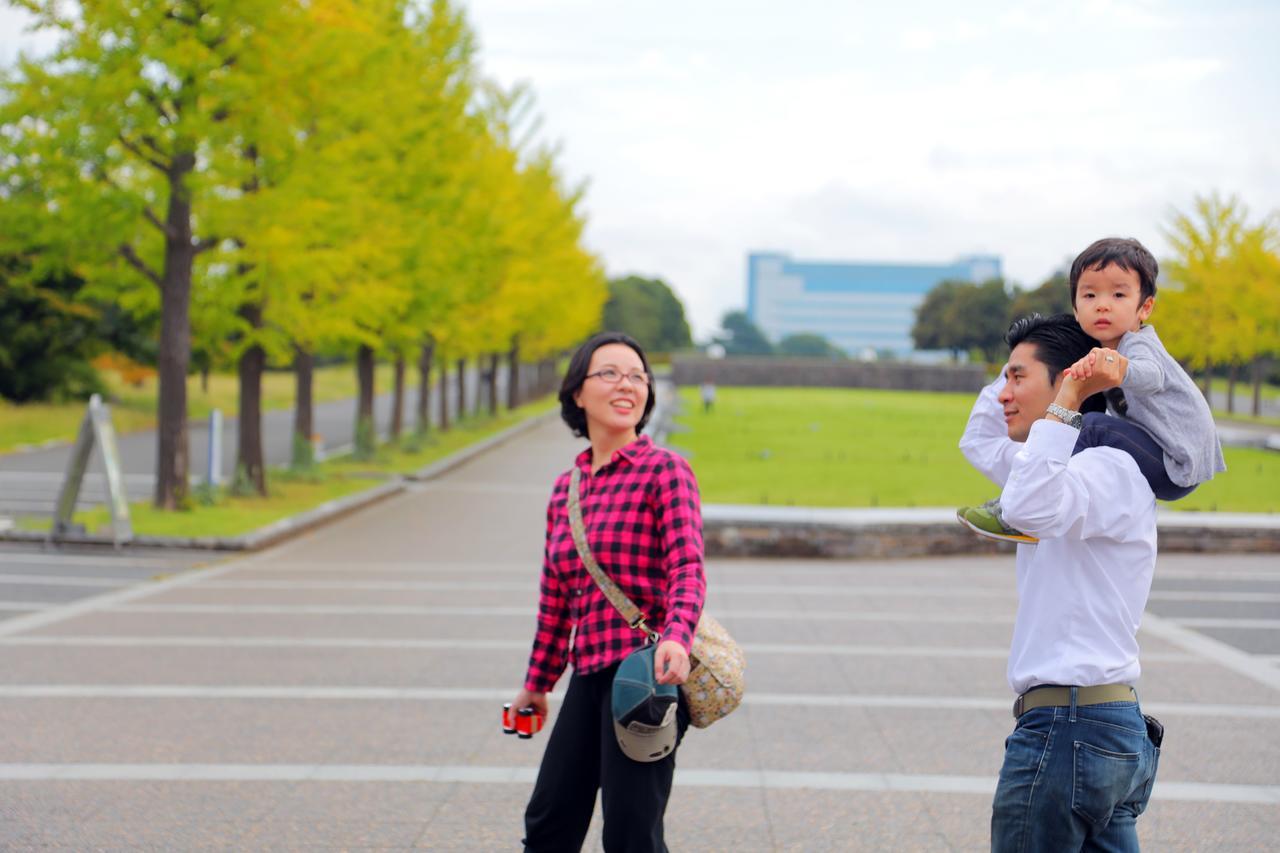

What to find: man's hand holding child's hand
left=1060, top=347, right=1127, bottom=401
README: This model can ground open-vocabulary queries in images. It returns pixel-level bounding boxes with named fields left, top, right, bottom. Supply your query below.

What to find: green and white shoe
left=956, top=499, right=1039, bottom=544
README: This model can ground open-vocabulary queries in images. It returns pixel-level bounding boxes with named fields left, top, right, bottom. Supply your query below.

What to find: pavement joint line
left=0, top=634, right=1200, bottom=663
left=0, top=553, right=194, bottom=568
left=0, top=555, right=267, bottom=639
left=1140, top=611, right=1280, bottom=692
left=0, top=602, right=47, bottom=611
left=181, top=578, right=1280, bottom=604
left=0, top=573, right=134, bottom=588
left=0, top=763, right=1272, bottom=804
left=101, top=603, right=1018, bottom=623
left=0, top=685, right=1275, bottom=719
left=1172, top=617, right=1280, bottom=630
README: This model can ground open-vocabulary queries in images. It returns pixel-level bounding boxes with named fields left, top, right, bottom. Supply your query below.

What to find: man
left=960, top=313, right=1162, bottom=852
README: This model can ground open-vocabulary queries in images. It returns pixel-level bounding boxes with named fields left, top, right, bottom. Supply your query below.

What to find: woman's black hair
left=1005, top=313, right=1107, bottom=414
left=559, top=331, right=656, bottom=438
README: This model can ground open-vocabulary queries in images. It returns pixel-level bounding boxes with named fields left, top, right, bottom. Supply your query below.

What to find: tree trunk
left=391, top=356, right=406, bottom=442
left=507, top=339, right=520, bottom=410
left=1200, top=362, right=1212, bottom=401
left=153, top=150, right=197, bottom=510
left=487, top=353, right=500, bottom=416
left=456, top=357, right=466, bottom=419
left=1252, top=356, right=1265, bottom=418
left=416, top=337, right=434, bottom=433
left=236, top=311, right=267, bottom=497
left=1227, top=363, right=1238, bottom=415
left=438, top=357, right=450, bottom=431
left=200, top=364, right=209, bottom=394
left=355, top=345, right=376, bottom=457
left=292, top=345, right=315, bottom=469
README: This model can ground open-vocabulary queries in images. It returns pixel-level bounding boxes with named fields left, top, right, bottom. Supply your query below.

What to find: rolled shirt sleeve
left=653, top=455, right=706, bottom=653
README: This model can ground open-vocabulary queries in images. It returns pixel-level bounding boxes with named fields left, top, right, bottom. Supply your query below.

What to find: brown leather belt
left=1013, top=684, right=1136, bottom=719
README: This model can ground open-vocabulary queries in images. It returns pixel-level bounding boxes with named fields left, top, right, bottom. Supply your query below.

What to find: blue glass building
left=746, top=252, right=1003, bottom=358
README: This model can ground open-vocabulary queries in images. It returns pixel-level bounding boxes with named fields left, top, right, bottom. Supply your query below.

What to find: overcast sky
left=4, top=1, right=1278, bottom=338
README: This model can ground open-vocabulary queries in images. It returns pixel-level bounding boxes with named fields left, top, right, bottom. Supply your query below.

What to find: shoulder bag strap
left=568, top=466, right=660, bottom=644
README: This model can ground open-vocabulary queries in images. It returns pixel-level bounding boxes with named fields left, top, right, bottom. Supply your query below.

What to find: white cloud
left=2, top=1, right=1277, bottom=339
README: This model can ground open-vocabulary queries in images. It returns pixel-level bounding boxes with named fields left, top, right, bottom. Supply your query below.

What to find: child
left=959, top=237, right=1226, bottom=544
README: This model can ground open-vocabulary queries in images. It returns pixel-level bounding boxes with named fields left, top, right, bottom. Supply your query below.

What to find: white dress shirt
left=960, top=374, right=1158, bottom=695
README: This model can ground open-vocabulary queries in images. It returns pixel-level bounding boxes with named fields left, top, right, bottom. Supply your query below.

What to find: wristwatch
left=1046, top=403, right=1084, bottom=429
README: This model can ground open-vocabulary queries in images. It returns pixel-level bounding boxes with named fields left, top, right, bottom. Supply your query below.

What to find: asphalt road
left=0, top=363, right=518, bottom=517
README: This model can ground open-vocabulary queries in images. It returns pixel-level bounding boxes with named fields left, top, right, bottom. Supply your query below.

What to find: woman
left=514, top=331, right=706, bottom=853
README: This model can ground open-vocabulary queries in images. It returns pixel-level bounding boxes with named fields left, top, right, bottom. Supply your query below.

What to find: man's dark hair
left=1069, top=237, right=1159, bottom=304
left=1005, top=313, right=1107, bottom=413
left=559, top=331, right=656, bottom=438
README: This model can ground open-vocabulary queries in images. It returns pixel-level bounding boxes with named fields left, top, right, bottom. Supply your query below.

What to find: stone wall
left=672, top=356, right=987, bottom=393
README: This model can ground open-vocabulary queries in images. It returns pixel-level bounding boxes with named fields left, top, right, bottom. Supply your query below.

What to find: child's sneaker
left=956, top=499, right=1039, bottom=544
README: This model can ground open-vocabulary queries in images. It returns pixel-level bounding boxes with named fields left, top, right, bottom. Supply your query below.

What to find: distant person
left=959, top=313, right=1163, bottom=851
left=512, top=331, right=706, bottom=853
left=700, top=380, right=716, bottom=413
left=958, top=237, right=1225, bottom=543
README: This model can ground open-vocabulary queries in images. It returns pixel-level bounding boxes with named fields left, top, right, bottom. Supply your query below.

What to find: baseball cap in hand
left=612, top=645, right=679, bottom=763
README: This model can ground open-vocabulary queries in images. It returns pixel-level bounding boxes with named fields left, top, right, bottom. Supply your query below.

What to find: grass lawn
left=674, top=387, right=1280, bottom=513
left=0, top=362, right=403, bottom=454
left=18, top=395, right=557, bottom=539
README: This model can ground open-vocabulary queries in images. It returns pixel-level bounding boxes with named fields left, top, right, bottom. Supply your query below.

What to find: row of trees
left=0, top=0, right=606, bottom=507
left=910, top=194, right=1280, bottom=414
left=714, top=312, right=846, bottom=358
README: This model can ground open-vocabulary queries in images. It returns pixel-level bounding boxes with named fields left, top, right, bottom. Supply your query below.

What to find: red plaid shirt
left=523, top=435, right=706, bottom=694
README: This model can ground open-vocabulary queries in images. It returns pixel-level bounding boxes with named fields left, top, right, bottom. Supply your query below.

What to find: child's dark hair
left=1069, top=237, right=1159, bottom=305
left=559, top=331, right=656, bottom=438
left=1005, top=313, right=1107, bottom=413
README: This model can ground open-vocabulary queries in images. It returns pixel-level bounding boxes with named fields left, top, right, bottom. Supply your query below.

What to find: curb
left=0, top=406, right=560, bottom=553
left=701, top=506, right=1280, bottom=559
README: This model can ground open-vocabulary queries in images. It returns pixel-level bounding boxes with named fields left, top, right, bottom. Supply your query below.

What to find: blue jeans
left=991, top=693, right=1160, bottom=852
left=1073, top=413, right=1195, bottom=502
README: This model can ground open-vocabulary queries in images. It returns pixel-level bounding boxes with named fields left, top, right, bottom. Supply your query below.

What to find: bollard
left=207, top=409, right=223, bottom=487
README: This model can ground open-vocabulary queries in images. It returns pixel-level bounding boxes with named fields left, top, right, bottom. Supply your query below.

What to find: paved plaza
left=0, top=416, right=1277, bottom=850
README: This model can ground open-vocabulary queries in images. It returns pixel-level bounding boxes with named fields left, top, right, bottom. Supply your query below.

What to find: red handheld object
left=516, top=706, right=545, bottom=739
left=501, top=703, right=517, bottom=734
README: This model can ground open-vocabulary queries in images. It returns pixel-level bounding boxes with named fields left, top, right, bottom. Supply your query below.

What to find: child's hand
left=1068, top=352, right=1096, bottom=380
left=1071, top=347, right=1127, bottom=395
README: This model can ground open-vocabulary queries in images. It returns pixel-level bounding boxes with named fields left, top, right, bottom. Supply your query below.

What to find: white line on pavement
left=104, top=603, right=1016, bottom=623
left=0, top=553, right=198, bottom=569
left=0, top=763, right=1272, bottom=804
left=0, top=634, right=1198, bottom=663
left=1140, top=612, right=1280, bottom=692
left=0, top=558, right=259, bottom=639
left=0, top=602, right=48, bottom=611
left=190, top=578, right=1280, bottom=604
left=0, top=685, right=1273, bottom=719
left=0, top=574, right=133, bottom=588
left=1173, top=617, right=1280, bottom=630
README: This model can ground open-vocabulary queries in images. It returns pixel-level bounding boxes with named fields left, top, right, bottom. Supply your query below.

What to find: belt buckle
left=1012, top=694, right=1024, bottom=719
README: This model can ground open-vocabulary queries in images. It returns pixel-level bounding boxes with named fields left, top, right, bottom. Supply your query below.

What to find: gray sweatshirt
left=1113, top=325, right=1226, bottom=487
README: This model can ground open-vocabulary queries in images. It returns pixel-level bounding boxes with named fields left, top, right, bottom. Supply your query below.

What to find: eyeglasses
left=586, top=368, right=651, bottom=388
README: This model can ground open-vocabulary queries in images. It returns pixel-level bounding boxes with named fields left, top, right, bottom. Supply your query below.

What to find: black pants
left=523, top=662, right=690, bottom=853
left=1073, top=412, right=1195, bottom=501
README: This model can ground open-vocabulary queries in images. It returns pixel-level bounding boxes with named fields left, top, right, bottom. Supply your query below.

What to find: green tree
left=1009, top=271, right=1073, bottom=323
left=717, top=311, right=773, bottom=356
left=912, top=278, right=1012, bottom=362
left=603, top=276, right=693, bottom=352
left=1160, top=193, right=1251, bottom=398
left=0, top=261, right=104, bottom=402
left=2, top=0, right=284, bottom=508
left=777, top=333, right=846, bottom=358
